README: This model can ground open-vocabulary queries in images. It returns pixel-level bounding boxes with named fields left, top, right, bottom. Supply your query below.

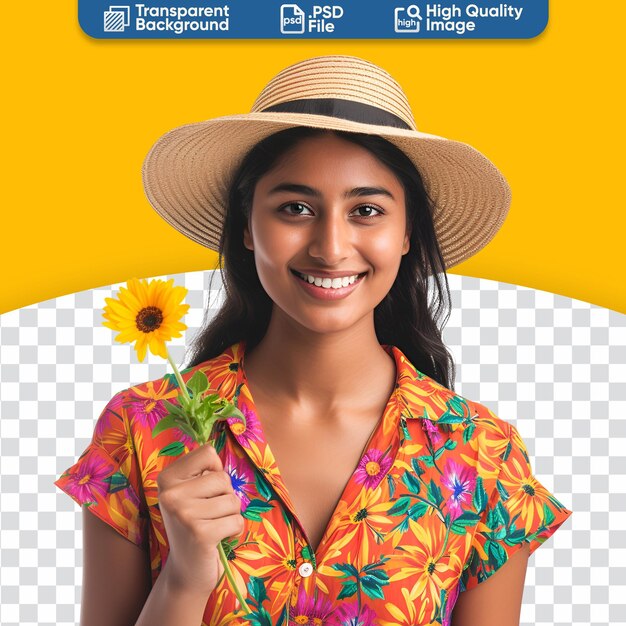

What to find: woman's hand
left=156, top=443, right=245, bottom=598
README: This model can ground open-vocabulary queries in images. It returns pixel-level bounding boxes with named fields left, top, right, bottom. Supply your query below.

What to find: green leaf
left=158, top=441, right=186, bottom=457
left=186, top=370, right=209, bottom=397
left=473, top=476, right=489, bottom=514
left=174, top=419, right=199, bottom=441
left=152, top=414, right=177, bottom=438
left=502, top=438, right=513, bottom=462
left=543, top=502, right=556, bottom=526
left=437, top=412, right=466, bottom=425
left=361, top=578, right=387, bottom=600
left=436, top=588, right=446, bottom=622
left=177, top=394, right=192, bottom=413
left=332, top=562, right=359, bottom=578
left=162, top=399, right=186, bottom=418
left=163, top=372, right=180, bottom=390
left=106, top=471, right=129, bottom=494
left=256, top=472, right=273, bottom=501
left=407, top=501, right=429, bottom=520
left=220, top=536, right=238, bottom=559
left=427, top=479, right=444, bottom=507
left=242, top=500, right=274, bottom=521
left=387, top=473, right=396, bottom=499
left=507, top=528, right=527, bottom=545
left=450, top=511, right=481, bottom=535
left=434, top=445, right=447, bottom=460
left=486, top=506, right=500, bottom=530
left=388, top=496, right=412, bottom=516
left=336, top=581, right=358, bottom=600
left=487, top=539, right=508, bottom=569
left=411, top=457, right=425, bottom=476
left=494, top=527, right=507, bottom=540
left=401, top=471, right=421, bottom=495
left=494, top=500, right=510, bottom=527
left=247, top=576, right=269, bottom=605
left=400, top=418, right=411, bottom=441
left=217, top=403, right=247, bottom=424
left=495, top=479, right=510, bottom=502
left=463, top=423, right=476, bottom=443
left=448, top=395, right=465, bottom=416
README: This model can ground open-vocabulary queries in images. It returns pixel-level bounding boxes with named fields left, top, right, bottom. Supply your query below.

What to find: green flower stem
left=165, top=348, right=191, bottom=403
left=164, top=349, right=251, bottom=617
left=435, top=520, right=451, bottom=563
left=216, top=541, right=252, bottom=616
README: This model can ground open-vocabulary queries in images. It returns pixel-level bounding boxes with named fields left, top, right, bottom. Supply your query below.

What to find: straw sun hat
left=142, top=55, right=511, bottom=270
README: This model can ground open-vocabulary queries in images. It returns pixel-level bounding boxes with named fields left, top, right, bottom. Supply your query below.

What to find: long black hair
left=184, top=126, right=456, bottom=390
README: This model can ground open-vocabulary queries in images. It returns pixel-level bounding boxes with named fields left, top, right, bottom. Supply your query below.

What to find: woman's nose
left=306, top=210, right=352, bottom=265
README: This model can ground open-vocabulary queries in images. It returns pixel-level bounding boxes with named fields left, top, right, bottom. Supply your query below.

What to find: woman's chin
left=284, top=308, right=371, bottom=337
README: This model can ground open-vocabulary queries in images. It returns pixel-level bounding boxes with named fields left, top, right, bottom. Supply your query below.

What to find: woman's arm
left=80, top=508, right=151, bottom=625
left=81, top=509, right=208, bottom=626
left=451, top=543, right=530, bottom=626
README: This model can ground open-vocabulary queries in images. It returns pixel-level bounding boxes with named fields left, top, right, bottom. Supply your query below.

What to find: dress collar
left=201, top=339, right=471, bottom=426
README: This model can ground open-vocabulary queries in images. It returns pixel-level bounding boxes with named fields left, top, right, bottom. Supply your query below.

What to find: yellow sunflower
left=102, top=277, right=189, bottom=362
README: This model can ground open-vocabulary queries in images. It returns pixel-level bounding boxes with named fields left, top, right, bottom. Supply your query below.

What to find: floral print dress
left=55, top=340, right=573, bottom=625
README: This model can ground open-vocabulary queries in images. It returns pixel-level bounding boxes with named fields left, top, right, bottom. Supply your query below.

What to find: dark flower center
left=136, top=306, right=163, bottom=333
left=354, top=508, right=368, bottom=522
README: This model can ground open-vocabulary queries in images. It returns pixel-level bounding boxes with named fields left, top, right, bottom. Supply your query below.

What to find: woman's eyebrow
left=267, top=183, right=395, bottom=200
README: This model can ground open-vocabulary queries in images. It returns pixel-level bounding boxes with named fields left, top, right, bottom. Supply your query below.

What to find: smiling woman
left=241, top=131, right=411, bottom=328
left=54, top=55, right=572, bottom=626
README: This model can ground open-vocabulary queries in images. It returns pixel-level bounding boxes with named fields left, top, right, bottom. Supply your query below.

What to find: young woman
left=55, top=56, right=572, bottom=626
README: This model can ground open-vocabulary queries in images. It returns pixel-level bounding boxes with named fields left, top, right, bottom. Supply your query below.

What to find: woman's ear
left=402, top=227, right=411, bottom=255
left=243, top=225, right=254, bottom=251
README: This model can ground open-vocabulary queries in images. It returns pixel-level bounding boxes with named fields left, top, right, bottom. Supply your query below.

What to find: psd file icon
left=104, top=5, right=131, bottom=32
left=281, top=4, right=305, bottom=34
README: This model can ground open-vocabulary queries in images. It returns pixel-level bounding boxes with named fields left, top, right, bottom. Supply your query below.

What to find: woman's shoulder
left=395, top=364, right=521, bottom=495
left=395, top=354, right=513, bottom=444
left=110, top=342, right=243, bottom=427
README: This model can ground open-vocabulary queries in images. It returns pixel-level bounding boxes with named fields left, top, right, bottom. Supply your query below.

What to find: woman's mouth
left=290, top=269, right=367, bottom=300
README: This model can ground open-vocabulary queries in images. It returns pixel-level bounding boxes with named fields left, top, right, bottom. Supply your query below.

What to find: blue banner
left=80, top=0, right=549, bottom=39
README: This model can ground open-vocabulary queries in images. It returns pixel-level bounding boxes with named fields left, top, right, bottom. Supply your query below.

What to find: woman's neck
left=242, top=320, right=396, bottom=418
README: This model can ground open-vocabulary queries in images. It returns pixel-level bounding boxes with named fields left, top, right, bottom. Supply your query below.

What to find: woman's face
left=243, top=132, right=410, bottom=336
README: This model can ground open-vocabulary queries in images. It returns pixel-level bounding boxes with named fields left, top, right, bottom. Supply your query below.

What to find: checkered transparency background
left=0, top=270, right=624, bottom=626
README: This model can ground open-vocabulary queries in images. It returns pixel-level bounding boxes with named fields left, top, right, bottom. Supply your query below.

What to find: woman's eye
left=279, top=203, right=383, bottom=219
left=281, top=202, right=313, bottom=216
left=352, top=205, right=383, bottom=219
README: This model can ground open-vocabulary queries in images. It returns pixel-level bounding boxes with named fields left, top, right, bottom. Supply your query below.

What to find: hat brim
left=142, top=111, right=511, bottom=270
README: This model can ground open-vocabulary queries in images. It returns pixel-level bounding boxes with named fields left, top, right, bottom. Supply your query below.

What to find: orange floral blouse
left=55, top=340, right=573, bottom=625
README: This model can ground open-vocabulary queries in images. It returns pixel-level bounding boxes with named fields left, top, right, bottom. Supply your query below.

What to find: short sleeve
left=54, top=390, right=149, bottom=547
left=460, top=422, right=573, bottom=592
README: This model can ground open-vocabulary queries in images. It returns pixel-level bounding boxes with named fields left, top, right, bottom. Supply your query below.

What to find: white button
left=298, top=562, right=313, bottom=577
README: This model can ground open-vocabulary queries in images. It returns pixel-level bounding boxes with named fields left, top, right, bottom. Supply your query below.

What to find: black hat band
left=261, top=98, right=412, bottom=131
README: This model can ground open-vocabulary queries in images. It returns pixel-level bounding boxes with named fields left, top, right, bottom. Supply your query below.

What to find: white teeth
left=296, top=271, right=362, bottom=289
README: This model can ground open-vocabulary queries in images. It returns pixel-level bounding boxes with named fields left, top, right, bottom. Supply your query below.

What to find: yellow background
left=2, top=2, right=624, bottom=315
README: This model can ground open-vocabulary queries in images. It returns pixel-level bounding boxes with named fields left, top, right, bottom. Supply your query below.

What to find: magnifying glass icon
left=406, top=4, right=422, bottom=19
